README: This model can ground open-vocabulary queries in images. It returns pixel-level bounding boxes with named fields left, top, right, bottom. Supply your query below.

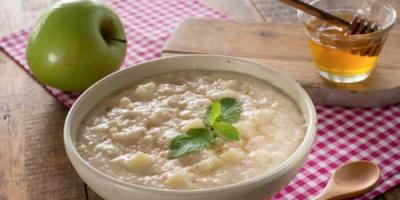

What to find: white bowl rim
left=64, top=54, right=317, bottom=194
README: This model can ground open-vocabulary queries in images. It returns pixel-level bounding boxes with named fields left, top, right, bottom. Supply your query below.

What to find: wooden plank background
left=0, top=0, right=398, bottom=199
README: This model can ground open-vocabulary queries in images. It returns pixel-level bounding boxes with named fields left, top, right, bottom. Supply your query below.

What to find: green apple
left=26, top=0, right=127, bottom=92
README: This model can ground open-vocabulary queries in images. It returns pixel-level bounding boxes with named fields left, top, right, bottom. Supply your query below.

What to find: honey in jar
left=305, top=12, right=386, bottom=83
left=299, top=0, right=396, bottom=84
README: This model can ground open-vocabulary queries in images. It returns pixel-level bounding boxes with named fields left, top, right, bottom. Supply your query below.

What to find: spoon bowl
left=314, top=160, right=380, bottom=200
left=334, top=161, right=380, bottom=189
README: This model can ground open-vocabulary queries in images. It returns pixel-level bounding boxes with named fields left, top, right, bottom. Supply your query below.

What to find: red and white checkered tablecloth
left=0, top=0, right=399, bottom=199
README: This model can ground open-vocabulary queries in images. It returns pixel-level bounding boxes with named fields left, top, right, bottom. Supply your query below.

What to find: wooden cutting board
left=162, top=19, right=400, bottom=108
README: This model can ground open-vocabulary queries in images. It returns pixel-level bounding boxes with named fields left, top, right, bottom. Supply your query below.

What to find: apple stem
left=109, top=38, right=127, bottom=43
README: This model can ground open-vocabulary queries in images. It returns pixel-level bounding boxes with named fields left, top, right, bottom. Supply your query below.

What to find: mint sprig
left=169, top=128, right=215, bottom=158
left=169, top=98, right=242, bottom=159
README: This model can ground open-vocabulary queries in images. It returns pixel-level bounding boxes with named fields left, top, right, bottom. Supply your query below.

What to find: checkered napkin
left=0, top=0, right=399, bottom=199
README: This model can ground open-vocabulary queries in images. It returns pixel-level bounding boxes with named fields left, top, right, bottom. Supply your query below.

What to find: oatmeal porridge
left=76, top=71, right=306, bottom=189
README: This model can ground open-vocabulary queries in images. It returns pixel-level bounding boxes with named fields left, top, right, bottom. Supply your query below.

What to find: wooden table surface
left=0, top=0, right=398, bottom=199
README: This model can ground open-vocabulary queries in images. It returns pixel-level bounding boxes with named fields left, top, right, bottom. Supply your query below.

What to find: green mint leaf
left=203, top=101, right=221, bottom=126
left=170, top=98, right=242, bottom=159
left=169, top=128, right=215, bottom=158
left=186, top=128, right=216, bottom=137
left=220, top=98, right=241, bottom=123
left=213, top=121, right=239, bottom=141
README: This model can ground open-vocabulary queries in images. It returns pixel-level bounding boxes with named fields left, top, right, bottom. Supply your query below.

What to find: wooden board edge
left=162, top=52, right=400, bottom=108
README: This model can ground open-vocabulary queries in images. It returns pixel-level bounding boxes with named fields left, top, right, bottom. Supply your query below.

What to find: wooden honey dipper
left=280, top=0, right=381, bottom=56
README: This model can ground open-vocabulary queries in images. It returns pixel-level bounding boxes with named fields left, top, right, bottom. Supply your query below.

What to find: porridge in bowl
left=76, top=71, right=306, bottom=189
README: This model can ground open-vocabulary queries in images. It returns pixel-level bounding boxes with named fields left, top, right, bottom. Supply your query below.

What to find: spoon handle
left=279, top=0, right=351, bottom=28
left=312, top=188, right=337, bottom=200
left=311, top=180, right=346, bottom=200
left=313, top=193, right=336, bottom=200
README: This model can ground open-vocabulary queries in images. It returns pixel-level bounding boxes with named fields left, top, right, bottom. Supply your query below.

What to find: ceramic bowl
left=64, top=55, right=317, bottom=200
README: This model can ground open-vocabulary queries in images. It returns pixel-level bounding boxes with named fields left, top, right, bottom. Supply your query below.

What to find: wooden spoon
left=313, top=160, right=380, bottom=200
